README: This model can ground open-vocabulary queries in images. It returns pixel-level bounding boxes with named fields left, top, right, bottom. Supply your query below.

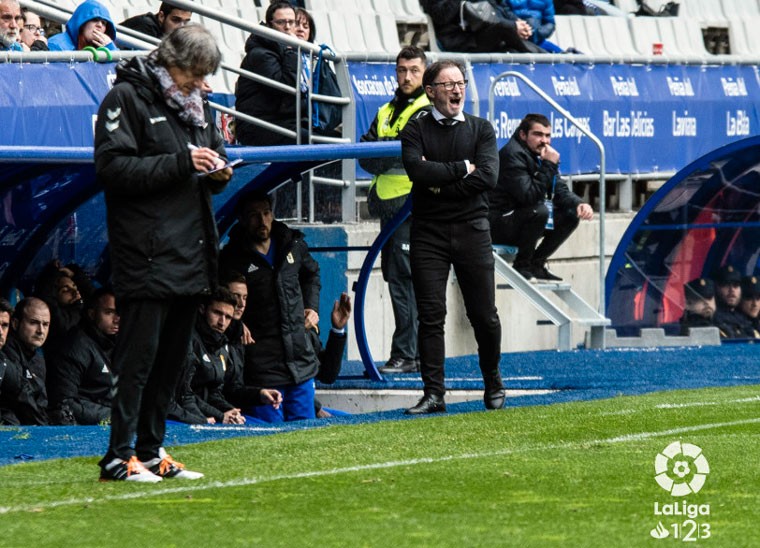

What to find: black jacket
left=420, top=0, right=539, bottom=53
left=490, top=131, right=582, bottom=215
left=235, top=30, right=302, bottom=146
left=0, top=353, right=23, bottom=424
left=45, top=321, right=114, bottom=425
left=188, top=318, right=237, bottom=422
left=401, top=112, right=498, bottom=223
left=219, top=221, right=321, bottom=386
left=222, top=319, right=265, bottom=408
left=120, top=12, right=163, bottom=40
left=94, top=56, right=228, bottom=301
left=1, top=333, right=48, bottom=425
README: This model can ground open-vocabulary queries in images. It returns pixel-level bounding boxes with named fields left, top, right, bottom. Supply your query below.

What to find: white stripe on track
left=2, top=416, right=759, bottom=515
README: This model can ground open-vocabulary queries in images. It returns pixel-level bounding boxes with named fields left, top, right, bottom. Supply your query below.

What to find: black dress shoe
left=484, top=387, right=505, bottom=410
left=379, top=357, right=419, bottom=373
left=405, top=394, right=446, bottom=415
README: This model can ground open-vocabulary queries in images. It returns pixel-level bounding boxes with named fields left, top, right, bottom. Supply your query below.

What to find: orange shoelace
left=159, top=454, right=185, bottom=476
left=126, top=456, right=150, bottom=477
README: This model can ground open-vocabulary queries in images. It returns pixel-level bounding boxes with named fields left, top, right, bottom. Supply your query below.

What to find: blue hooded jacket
left=48, top=0, right=117, bottom=51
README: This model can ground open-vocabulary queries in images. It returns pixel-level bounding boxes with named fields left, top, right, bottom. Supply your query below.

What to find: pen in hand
left=187, top=142, right=223, bottom=173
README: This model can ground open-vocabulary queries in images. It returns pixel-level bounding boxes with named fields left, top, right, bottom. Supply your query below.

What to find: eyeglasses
left=1, top=14, right=24, bottom=23
left=23, top=24, right=44, bottom=35
left=429, top=80, right=468, bottom=91
left=271, top=18, right=296, bottom=27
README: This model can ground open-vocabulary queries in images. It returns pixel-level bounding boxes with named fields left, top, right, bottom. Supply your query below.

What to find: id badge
left=544, top=199, right=554, bottom=230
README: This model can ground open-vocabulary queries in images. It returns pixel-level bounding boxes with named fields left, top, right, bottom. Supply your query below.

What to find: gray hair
left=154, top=24, right=221, bottom=76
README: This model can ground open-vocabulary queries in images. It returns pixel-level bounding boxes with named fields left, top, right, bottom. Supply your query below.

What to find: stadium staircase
left=492, top=245, right=610, bottom=351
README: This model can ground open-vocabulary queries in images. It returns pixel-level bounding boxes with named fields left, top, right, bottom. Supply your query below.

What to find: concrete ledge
left=317, top=388, right=557, bottom=414
left=603, top=327, right=721, bottom=348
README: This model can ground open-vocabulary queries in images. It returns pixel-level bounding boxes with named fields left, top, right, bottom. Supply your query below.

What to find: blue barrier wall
left=348, top=60, right=760, bottom=176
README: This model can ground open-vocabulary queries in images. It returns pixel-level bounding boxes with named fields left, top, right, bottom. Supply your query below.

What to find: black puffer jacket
left=46, top=321, right=114, bottom=425
left=188, top=317, right=237, bottom=422
left=94, top=56, right=228, bottom=300
left=235, top=29, right=302, bottom=145
left=219, top=221, right=321, bottom=386
left=490, top=131, right=582, bottom=214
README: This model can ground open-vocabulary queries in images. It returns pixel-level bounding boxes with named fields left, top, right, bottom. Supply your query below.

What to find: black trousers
left=489, top=202, right=579, bottom=268
left=410, top=217, right=502, bottom=397
left=381, top=217, right=418, bottom=361
left=104, top=296, right=200, bottom=462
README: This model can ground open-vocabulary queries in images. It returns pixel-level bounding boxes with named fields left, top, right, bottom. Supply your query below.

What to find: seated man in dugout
left=738, top=275, right=760, bottom=338
left=711, top=265, right=755, bottom=339
left=46, top=287, right=119, bottom=425
left=678, top=277, right=716, bottom=336
left=488, top=113, right=593, bottom=282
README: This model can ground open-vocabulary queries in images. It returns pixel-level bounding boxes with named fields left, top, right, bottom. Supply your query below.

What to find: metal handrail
left=487, top=71, right=607, bottom=318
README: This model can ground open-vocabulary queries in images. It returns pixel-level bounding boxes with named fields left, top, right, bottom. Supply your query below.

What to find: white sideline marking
left=598, top=395, right=760, bottom=416
left=3, top=416, right=760, bottom=515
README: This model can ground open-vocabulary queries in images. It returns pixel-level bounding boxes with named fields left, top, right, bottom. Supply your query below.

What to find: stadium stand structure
left=3, top=0, right=760, bottom=368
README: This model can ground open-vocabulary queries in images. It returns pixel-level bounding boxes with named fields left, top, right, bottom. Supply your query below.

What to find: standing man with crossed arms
left=400, top=60, right=505, bottom=415
left=360, top=46, right=431, bottom=374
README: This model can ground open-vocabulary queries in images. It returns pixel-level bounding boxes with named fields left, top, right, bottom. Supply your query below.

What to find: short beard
left=0, top=32, right=17, bottom=49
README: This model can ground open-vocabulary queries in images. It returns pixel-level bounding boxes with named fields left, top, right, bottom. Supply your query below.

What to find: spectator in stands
left=1, top=298, right=50, bottom=425
left=46, top=287, right=119, bottom=425
left=20, top=9, right=47, bottom=51
left=120, top=2, right=192, bottom=40
left=738, top=275, right=760, bottom=337
left=170, top=288, right=249, bottom=425
left=420, top=0, right=542, bottom=53
left=94, top=25, right=231, bottom=482
left=678, top=277, right=716, bottom=336
left=235, top=2, right=333, bottom=146
left=293, top=7, right=315, bottom=43
left=219, top=190, right=322, bottom=422
left=0, top=0, right=23, bottom=51
left=712, top=265, right=754, bottom=339
left=553, top=0, right=591, bottom=15
left=48, top=0, right=117, bottom=52
left=507, top=0, right=558, bottom=50
left=400, top=60, right=504, bottom=414
left=489, top=113, right=593, bottom=282
left=0, top=298, right=23, bottom=425
left=359, top=46, right=431, bottom=374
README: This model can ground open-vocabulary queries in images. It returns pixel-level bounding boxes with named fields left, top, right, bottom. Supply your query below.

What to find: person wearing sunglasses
left=19, top=9, right=47, bottom=51
left=0, top=0, right=23, bottom=51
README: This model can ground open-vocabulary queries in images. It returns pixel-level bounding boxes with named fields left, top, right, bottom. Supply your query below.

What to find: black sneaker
left=515, top=266, right=537, bottom=282
left=379, top=357, right=419, bottom=373
left=99, top=456, right=163, bottom=483
left=144, top=448, right=204, bottom=480
left=533, top=264, right=562, bottom=282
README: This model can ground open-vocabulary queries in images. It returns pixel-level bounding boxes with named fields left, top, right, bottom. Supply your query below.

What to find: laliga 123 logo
left=654, top=441, right=710, bottom=496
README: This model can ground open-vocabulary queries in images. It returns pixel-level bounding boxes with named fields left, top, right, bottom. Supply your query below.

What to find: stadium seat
left=720, top=0, right=760, bottom=18
left=377, top=13, right=401, bottom=52
left=567, top=16, right=594, bottom=54
left=599, top=16, right=638, bottom=57
left=612, top=0, right=638, bottom=15
left=551, top=16, right=574, bottom=51
left=669, top=17, right=709, bottom=56
left=360, top=14, right=389, bottom=53
left=628, top=17, right=663, bottom=55
left=237, top=1, right=260, bottom=25
left=727, top=19, right=750, bottom=55
left=328, top=12, right=368, bottom=52
left=739, top=16, right=760, bottom=55
left=310, top=10, right=335, bottom=46
left=655, top=17, right=686, bottom=55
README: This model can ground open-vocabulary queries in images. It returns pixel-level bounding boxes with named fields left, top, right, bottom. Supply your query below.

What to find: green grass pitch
left=1, top=385, right=759, bottom=547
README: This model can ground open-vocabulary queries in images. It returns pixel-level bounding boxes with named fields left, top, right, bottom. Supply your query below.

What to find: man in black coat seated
left=489, top=113, right=594, bottom=282
left=0, top=298, right=23, bottom=425
left=712, top=265, right=755, bottom=339
left=46, top=287, right=119, bottom=425
left=679, top=277, right=716, bottom=336
left=120, top=2, right=192, bottom=40
left=1, top=297, right=50, bottom=425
